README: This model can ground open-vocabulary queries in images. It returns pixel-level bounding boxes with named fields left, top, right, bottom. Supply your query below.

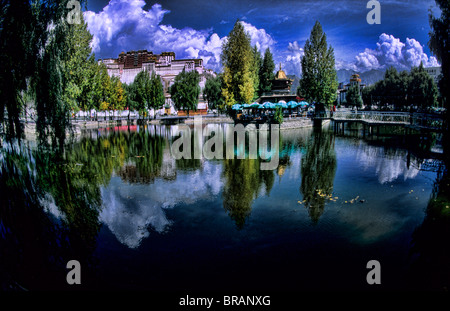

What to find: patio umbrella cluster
left=231, top=101, right=310, bottom=111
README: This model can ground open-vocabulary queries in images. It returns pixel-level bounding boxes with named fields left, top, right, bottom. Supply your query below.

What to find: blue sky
left=84, top=0, right=441, bottom=75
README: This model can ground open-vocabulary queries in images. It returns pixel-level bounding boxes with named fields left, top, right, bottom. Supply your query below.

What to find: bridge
left=313, top=111, right=446, bottom=134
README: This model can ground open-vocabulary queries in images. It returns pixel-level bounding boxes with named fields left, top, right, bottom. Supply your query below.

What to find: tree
left=222, top=159, right=274, bottom=229
left=123, top=83, right=139, bottom=111
left=408, top=63, right=438, bottom=110
left=361, top=84, right=376, bottom=108
left=365, top=64, right=438, bottom=111
left=428, top=0, right=449, bottom=112
left=345, top=84, right=363, bottom=108
left=203, top=74, right=224, bottom=111
left=62, top=13, right=95, bottom=115
left=375, top=66, right=408, bottom=109
left=250, top=46, right=261, bottom=100
left=148, top=73, right=165, bottom=113
left=0, top=0, right=90, bottom=144
left=109, top=76, right=126, bottom=112
left=259, top=48, right=275, bottom=96
left=133, top=70, right=152, bottom=116
left=97, top=63, right=112, bottom=111
left=169, top=69, right=200, bottom=115
left=221, top=20, right=257, bottom=108
left=300, top=130, right=337, bottom=224
left=298, top=21, right=338, bottom=110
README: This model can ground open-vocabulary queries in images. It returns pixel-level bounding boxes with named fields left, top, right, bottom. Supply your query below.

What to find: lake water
left=1, top=122, right=448, bottom=291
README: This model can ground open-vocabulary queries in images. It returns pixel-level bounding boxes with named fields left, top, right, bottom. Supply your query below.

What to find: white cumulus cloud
left=240, top=21, right=276, bottom=54
left=84, top=1, right=276, bottom=73
left=353, top=33, right=439, bottom=72
left=281, top=41, right=304, bottom=76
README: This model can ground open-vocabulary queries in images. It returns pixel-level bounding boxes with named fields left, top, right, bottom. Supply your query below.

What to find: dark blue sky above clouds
left=84, top=0, right=441, bottom=75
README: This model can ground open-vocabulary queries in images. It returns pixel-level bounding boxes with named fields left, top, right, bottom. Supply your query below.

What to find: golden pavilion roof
left=275, top=63, right=290, bottom=80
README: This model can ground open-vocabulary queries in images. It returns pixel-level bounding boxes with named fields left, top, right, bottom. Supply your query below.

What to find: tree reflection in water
left=0, top=140, right=104, bottom=290
left=222, top=158, right=275, bottom=229
left=2, top=123, right=449, bottom=291
left=300, top=128, right=337, bottom=224
left=408, top=168, right=450, bottom=290
left=0, top=127, right=168, bottom=290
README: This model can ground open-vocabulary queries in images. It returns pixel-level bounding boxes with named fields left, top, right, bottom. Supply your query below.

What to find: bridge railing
left=410, top=113, right=445, bottom=130
left=332, top=111, right=410, bottom=124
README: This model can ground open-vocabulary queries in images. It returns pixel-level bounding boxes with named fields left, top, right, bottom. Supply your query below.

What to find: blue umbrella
left=250, top=102, right=261, bottom=108
left=287, top=101, right=299, bottom=108
left=242, top=103, right=251, bottom=109
left=261, top=102, right=273, bottom=109
left=231, top=104, right=242, bottom=110
left=276, top=102, right=288, bottom=109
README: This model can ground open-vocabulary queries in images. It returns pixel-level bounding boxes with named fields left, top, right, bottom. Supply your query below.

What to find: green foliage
left=97, top=63, right=112, bottom=110
left=300, top=130, right=337, bottom=224
left=364, top=64, right=439, bottom=110
left=203, top=74, right=224, bottom=110
left=123, top=83, right=139, bottom=111
left=345, top=83, right=363, bottom=108
left=169, top=69, right=200, bottom=114
left=259, top=48, right=276, bottom=96
left=428, top=0, right=449, bottom=160
left=0, top=0, right=123, bottom=144
left=428, top=0, right=449, bottom=110
left=274, top=107, right=284, bottom=124
left=124, top=70, right=165, bottom=117
left=250, top=46, right=261, bottom=100
left=221, top=20, right=257, bottom=107
left=222, top=159, right=275, bottom=229
left=298, top=21, right=338, bottom=108
left=408, top=64, right=438, bottom=108
left=148, top=73, right=165, bottom=111
left=133, top=70, right=153, bottom=114
left=62, top=13, right=95, bottom=113
left=109, top=76, right=126, bottom=111
left=0, top=0, right=50, bottom=138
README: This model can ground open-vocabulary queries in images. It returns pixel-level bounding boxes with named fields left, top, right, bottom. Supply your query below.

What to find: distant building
left=337, top=74, right=366, bottom=106
left=424, top=66, right=442, bottom=84
left=258, top=64, right=298, bottom=103
left=99, top=50, right=215, bottom=114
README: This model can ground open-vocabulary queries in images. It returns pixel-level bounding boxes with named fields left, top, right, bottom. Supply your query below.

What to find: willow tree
left=298, top=21, right=338, bottom=110
left=0, top=0, right=92, bottom=147
left=221, top=20, right=257, bottom=108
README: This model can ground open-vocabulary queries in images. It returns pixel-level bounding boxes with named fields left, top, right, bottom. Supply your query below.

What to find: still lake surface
left=1, top=122, right=448, bottom=291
